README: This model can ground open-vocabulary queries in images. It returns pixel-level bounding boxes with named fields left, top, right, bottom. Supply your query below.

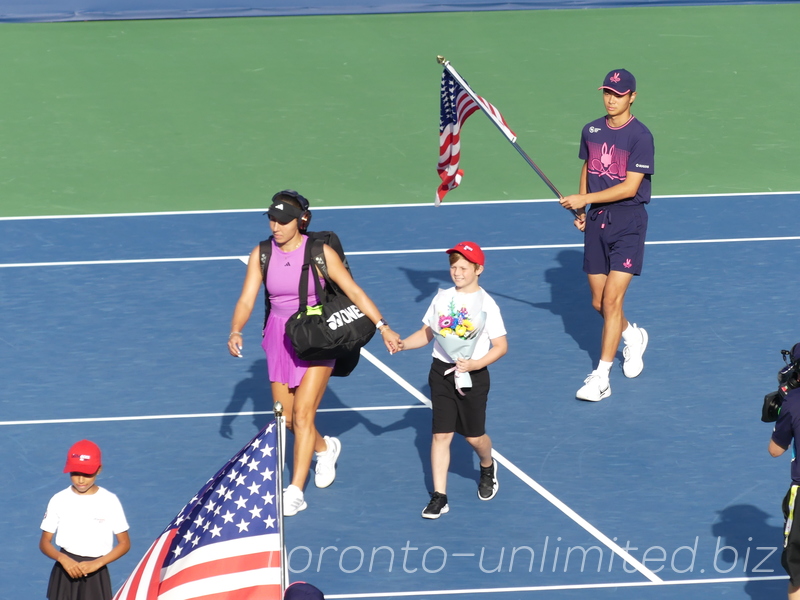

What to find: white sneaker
left=283, top=485, right=307, bottom=517
left=622, top=324, right=648, bottom=378
left=314, top=436, right=341, bottom=488
left=576, top=371, right=611, bottom=402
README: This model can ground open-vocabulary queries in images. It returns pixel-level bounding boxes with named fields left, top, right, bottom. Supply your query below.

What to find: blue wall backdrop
left=1, top=0, right=794, bottom=22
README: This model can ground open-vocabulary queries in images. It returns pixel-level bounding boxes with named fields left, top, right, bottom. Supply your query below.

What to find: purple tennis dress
left=261, top=236, right=335, bottom=388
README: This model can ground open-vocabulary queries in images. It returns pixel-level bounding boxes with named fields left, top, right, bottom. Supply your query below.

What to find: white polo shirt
left=41, top=486, right=129, bottom=557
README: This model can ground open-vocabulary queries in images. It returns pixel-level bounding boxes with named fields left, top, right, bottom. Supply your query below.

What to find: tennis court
left=0, top=2, right=798, bottom=599
left=2, top=192, right=799, bottom=599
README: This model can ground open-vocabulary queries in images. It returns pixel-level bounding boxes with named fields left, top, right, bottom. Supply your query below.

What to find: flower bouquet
left=431, top=291, right=486, bottom=395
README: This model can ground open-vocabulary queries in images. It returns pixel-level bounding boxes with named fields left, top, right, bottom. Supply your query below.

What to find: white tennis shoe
left=314, top=436, right=341, bottom=488
left=622, top=324, right=648, bottom=378
left=283, top=485, right=307, bottom=517
left=576, top=371, right=611, bottom=402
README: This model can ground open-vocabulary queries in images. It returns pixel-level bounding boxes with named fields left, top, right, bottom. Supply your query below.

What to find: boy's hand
left=380, top=327, right=402, bottom=354
left=455, top=358, right=476, bottom=373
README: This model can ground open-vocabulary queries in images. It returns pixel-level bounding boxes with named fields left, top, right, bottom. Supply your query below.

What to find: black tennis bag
left=260, top=232, right=367, bottom=377
left=285, top=239, right=376, bottom=362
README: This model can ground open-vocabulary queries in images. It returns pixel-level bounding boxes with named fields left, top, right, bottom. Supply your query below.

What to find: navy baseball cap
left=264, top=190, right=309, bottom=224
left=599, top=69, right=636, bottom=95
left=284, top=582, right=324, bottom=600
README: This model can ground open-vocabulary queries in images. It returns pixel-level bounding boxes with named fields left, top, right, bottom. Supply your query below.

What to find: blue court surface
left=2, top=193, right=800, bottom=600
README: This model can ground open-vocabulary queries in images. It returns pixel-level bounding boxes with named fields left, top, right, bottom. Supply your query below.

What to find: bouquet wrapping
left=431, top=290, right=486, bottom=395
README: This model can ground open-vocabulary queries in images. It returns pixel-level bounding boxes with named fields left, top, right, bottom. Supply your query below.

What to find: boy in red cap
left=39, top=440, right=130, bottom=600
left=398, top=241, right=508, bottom=518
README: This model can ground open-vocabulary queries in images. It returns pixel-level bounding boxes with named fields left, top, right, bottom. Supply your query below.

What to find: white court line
left=0, top=190, right=797, bottom=220
left=0, top=404, right=428, bottom=427
left=0, top=256, right=244, bottom=269
left=358, top=349, right=661, bottom=583
left=4, top=234, right=800, bottom=269
left=324, top=575, right=788, bottom=599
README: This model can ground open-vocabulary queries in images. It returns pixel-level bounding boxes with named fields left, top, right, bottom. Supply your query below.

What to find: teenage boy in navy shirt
left=560, top=69, right=655, bottom=402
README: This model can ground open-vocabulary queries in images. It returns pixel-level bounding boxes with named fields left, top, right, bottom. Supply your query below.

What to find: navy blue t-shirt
left=578, top=115, right=655, bottom=206
left=772, top=388, right=800, bottom=484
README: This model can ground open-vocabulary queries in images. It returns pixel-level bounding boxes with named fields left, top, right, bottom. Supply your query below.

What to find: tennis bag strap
left=295, top=238, right=328, bottom=311
left=262, top=234, right=361, bottom=377
left=260, top=234, right=337, bottom=331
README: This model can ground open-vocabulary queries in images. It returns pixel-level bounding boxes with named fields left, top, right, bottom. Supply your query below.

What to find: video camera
left=762, top=343, right=800, bottom=422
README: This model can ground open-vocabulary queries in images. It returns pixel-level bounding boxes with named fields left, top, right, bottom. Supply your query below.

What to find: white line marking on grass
left=1, top=190, right=796, bottom=220
left=358, top=349, right=661, bottom=583
left=323, top=575, right=788, bottom=598
left=5, top=235, right=800, bottom=269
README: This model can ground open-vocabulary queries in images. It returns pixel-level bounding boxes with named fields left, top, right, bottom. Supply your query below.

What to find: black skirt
left=47, top=550, right=112, bottom=600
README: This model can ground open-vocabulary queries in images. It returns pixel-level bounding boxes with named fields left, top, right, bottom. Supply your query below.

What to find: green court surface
left=0, top=3, right=797, bottom=217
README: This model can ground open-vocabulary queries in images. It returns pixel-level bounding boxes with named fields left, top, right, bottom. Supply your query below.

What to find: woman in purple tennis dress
left=227, top=190, right=401, bottom=516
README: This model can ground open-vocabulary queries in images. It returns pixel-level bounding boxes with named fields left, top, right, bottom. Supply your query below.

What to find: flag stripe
left=113, top=422, right=282, bottom=600
left=113, top=530, right=177, bottom=600
left=436, top=67, right=516, bottom=204
left=164, top=534, right=280, bottom=577
left=160, top=551, right=281, bottom=594
left=167, top=584, right=282, bottom=600
left=160, top=569, right=281, bottom=600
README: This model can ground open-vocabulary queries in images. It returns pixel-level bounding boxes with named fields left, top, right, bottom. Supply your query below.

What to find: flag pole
left=274, top=402, right=287, bottom=597
left=436, top=55, right=578, bottom=218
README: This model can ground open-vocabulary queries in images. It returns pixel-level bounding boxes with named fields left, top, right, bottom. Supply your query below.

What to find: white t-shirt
left=41, top=486, right=129, bottom=557
left=423, top=287, right=506, bottom=363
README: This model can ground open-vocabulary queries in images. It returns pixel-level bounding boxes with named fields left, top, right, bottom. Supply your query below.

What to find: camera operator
left=768, top=344, right=800, bottom=599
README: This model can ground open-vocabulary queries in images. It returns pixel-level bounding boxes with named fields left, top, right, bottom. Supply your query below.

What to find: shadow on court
left=711, top=504, right=786, bottom=600
left=379, top=406, right=477, bottom=493
left=220, top=358, right=384, bottom=437
left=220, top=358, right=390, bottom=485
left=398, top=267, right=451, bottom=303
left=220, top=359, right=272, bottom=438
left=530, top=249, right=603, bottom=365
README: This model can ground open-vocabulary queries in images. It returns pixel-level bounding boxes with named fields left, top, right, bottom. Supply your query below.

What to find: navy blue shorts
left=583, top=204, right=648, bottom=276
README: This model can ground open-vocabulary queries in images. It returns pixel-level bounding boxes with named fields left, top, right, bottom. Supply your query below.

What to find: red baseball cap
left=446, top=241, right=485, bottom=266
left=64, top=440, right=102, bottom=474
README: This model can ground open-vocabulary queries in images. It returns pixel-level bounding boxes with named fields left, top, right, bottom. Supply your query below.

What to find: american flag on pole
left=114, top=421, right=282, bottom=600
left=436, top=68, right=516, bottom=205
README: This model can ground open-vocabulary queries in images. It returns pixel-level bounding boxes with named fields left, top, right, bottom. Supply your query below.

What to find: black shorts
left=428, top=358, right=490, bottom=438
left=47, top=550, right=112, bottom=600
left=782, top=485, right=800, bottom=585
left=583, top=204, right=648, bottom=276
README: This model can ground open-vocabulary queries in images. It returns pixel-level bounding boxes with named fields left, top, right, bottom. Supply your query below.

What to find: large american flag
left=114, top=421, right=282, bottom=600
left=436, top=69, right=516, bottom=205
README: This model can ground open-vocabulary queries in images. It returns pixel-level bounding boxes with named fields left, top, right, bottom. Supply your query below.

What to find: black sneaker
left=421, top=492, right=449, bottom=519
left=478, top=459, right=499, bottom=500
